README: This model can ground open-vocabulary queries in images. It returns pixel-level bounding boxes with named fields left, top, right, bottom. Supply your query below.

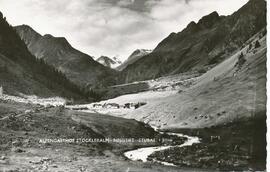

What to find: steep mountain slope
left=14, top=25, right=116, bottom=88
left=116, top=49, right=152, bottom=71
left=127, top=30, right=266, bottom=129
left=85, top=29, right=266, bottom=130
left=121, top=0, right=266, bottom=83
left=96, top=56, right=122, bottom=69
left=0, top=13, right=86, bottom=99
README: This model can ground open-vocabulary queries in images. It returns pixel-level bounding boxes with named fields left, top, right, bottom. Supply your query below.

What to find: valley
left=69, top=31, right=266, bottom=129
left=0, top=98, right=205, bottom=172
left=65, top=28, right=266, bottom=171
left=0, top=27, right=264, bottom=171
left=0, top=0, right=267, bottom=171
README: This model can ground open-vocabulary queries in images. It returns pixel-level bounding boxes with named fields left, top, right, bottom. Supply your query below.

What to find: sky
left=0, top=0, right=248, bottom=61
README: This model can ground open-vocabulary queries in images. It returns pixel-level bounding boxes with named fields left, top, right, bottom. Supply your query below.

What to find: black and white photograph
left=0, top=0, right=267, bottom=171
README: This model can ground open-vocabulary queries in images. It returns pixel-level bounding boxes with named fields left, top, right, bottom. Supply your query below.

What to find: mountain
left=100, top=28, right=266, bottom=129
left=127, top=29, right=266, bottom=129
left=112, top=56, right=122, bottom=65
left=116, top=49, right=152, bottom=71
left=0, top=12, right=89, bottom=100
left=96, top=56, right=122, bottom=69
left=121, top=0, right=266, bottom=83
left=14, top=25, right=116, bottom=88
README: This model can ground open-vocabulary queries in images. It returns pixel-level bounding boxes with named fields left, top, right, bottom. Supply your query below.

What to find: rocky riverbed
left=149, top=115, right=266, bottom=171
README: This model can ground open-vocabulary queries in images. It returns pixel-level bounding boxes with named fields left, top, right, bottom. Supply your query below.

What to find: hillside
left=14, top=25, right=117, bottom=88
left=121, top=0, right=266, bottom=83
left=0, top=0, right=267, bottom=170
left=0, top=12, right=88, bottom=99
left=79, top=28, right=266, bottom=130
left=127, top=30, right=266, bottom=129
left=116, top=49, right=152, bottom=71
left=0, top=100, right=159, bottom=171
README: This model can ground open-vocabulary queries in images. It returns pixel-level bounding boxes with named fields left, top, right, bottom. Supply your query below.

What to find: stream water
left=124, top=131, right=200, bottom=166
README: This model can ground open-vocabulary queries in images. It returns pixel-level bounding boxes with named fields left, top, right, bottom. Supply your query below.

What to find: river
left=124, top=130, right=200, bottom=166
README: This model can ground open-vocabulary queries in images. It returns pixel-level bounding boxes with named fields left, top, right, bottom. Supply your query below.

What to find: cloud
left=118, top=0, right=135, bottom=7
left=0, top=0, right=248, bottom=60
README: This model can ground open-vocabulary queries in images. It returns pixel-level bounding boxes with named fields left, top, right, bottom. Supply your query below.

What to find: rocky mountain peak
left=15, top=24, right=38, bottom=33
left=122, top=0, right=266, bottom=83
left=183, top=11, right=220, bottom=34
left=197, top=11, right=220, bottom=28
left=236, top=0, right=266, bottom=16
left=116, top=49, right=152, bottom=71
left=18, top=24, right=34, bottom=30
left=186, top=21, right=196, bottom=28
left=40, top=34, right=72, bottom=50
left=185, top=21, right=199, bottom=33
left=131, top=49, right=141, bottom=56
left=112, top=56, right=122, bottom=64
left=43, top=34, right=54, bottom=38
left=129, top=49, right=150, bottom=58
left=97, top=56, right=121, bottom=69
left=15, top=24, right=115, bottom=87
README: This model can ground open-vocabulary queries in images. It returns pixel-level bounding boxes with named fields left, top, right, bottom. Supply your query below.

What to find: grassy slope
left=127, top=32, right=266, bottom=129
left=0, top=53, right=57, bottom=97
left=0, top=101, right=162, bottom=171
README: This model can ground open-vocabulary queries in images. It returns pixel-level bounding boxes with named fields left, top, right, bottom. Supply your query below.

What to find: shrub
left=198, top=68, right=207, bottom=74
left=248, top=43, right=253, bottom=50
left=255, top=40, right=261, bottom=48
left=237, top=52, right=246, bottom=67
